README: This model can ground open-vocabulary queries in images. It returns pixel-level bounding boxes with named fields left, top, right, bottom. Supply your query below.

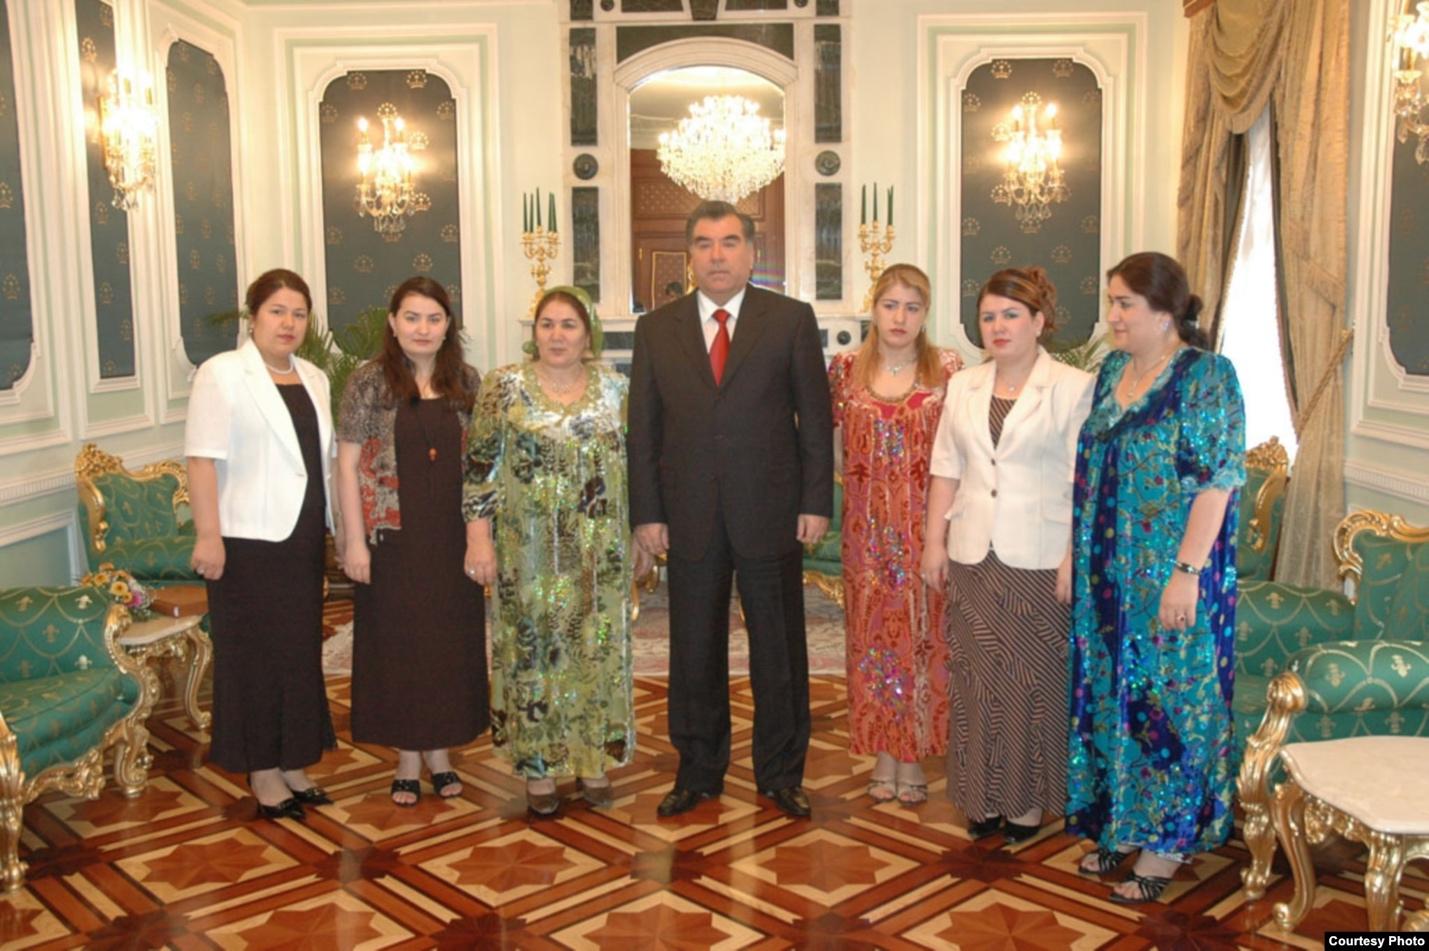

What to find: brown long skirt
left=944, top=549, right=1069, bottom=820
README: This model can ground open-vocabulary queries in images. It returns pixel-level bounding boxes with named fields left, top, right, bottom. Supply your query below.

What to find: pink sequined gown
left=829, top=349, right=960, bottom=760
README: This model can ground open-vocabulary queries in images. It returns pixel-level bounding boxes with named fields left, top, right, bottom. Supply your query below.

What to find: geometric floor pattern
left=5, top=667, right=1426, bottom=947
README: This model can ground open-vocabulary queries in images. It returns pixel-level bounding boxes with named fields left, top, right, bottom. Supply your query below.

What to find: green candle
left=887, top=185, right=894, bottom=228
left=535, top=188, right=542, bottom=228
left=873, top=181, right=879, bottom=223
left=861, top=184, right=867, bottom=225
left=549, top=191, right=557, bottom=234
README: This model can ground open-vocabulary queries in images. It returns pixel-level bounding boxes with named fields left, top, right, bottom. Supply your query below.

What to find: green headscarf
left=526, top=284, right=603, bottom=359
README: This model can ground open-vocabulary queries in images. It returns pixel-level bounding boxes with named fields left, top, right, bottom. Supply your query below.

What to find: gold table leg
left=183, top=625, right=212, bottom=731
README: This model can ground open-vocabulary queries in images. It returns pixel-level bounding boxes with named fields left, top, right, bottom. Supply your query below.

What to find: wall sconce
left=355, top=105, right=423, bottom=238
left=990, top=92, right=1068, bottom=234
left=1392, top=1, right=1429, bottom=163
left=98, top=70, right=157, bottom=211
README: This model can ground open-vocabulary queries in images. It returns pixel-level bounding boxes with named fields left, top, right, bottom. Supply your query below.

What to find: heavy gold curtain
left=1176, top=0, right=1350, bottom=586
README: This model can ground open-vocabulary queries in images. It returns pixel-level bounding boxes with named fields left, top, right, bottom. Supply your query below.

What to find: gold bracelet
left=1173, top=560, right=1203, bottom=576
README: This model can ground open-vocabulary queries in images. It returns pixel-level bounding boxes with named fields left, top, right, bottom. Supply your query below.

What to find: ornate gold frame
left=74, top=443, right=190, bottom=559
left=0, top=604, right=153, bottom=892
left=1240, top=508, right=1429, bottom=902
left=802, top=471, right=845, bottom=610
left=1332, top=509, right=1429, bottom=594
left=1243, top=436, right=1289, bottom=555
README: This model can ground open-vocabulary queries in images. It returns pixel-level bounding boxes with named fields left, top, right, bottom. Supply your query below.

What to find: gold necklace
left=1123, top=346, right=1177, bottom=395
left=536, top=366, right=586, bottom=397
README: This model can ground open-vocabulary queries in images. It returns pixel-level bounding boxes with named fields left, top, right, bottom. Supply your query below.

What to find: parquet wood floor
left=4, top=649, right=1424, bottom=947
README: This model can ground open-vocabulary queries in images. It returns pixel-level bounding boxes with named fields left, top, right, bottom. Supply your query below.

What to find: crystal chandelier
left=657, top=95, right=786, bottom=203
left=98, top=70, right=158, bottom=211
left=1392, top=1, right=1429, bottom=164
left=990, top=93, right=1069, bottom=234
left=355, top=106, right=421, bottom=237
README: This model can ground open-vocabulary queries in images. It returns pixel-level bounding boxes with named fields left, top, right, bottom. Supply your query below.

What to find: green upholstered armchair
left=1236, top=511, right=1429, bottom=898
left=0, top=586, right=154, bottom=891
left=802, top=473, right=844, bottom=610
left=75, top=443, right=199, bottom=585
left=1237, top=436, right=1290, bottom=581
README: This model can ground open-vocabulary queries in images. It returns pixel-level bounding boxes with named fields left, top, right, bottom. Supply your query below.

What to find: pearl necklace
left=262, top=356, right=296, bottom=375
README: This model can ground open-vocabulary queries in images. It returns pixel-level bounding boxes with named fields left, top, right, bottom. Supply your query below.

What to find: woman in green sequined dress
left=463, top=287, right=650, bottom=816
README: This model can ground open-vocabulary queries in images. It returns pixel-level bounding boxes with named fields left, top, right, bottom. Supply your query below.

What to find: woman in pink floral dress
left=829, top=264, right=961, bottom=804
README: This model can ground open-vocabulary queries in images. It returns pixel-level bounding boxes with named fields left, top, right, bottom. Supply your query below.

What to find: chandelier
left=1392, top=1, right=1429, bottom=163
left=990, top=93, right=1068, bottom=234
left=98, top=70, right=158, bottom=211
left=355, top=105, right=421, bottom=237
left=657, top=95, right=786, bottom=203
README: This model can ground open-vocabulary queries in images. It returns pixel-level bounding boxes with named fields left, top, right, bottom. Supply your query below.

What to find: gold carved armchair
left=1237, top=436, right=1289, bottom=581
left=75, top=443, right=199, bottom=586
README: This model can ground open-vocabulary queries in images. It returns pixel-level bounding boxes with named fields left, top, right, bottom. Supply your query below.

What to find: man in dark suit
left=628, top=201, right=833, bottom=819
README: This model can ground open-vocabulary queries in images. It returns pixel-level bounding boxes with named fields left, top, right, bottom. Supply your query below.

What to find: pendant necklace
left=414, top=377, right=440, bottom=462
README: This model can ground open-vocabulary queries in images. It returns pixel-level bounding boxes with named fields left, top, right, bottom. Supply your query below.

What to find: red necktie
left=709, top=308, right=731, bottom=384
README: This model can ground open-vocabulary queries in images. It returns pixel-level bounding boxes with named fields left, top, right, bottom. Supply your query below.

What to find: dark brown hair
left=245, top=268, right=312, bottom=315
left=685, top=200, right=756, bottom=244
left=530, top=289, right=594, bottom=362
left=852, top=263, right=944, bottom=389
left=1106, top=252, right=1208, bottom=348
left=379, top=276, right=474, bottom=410
left=976, top=266, right=1059, bottom=346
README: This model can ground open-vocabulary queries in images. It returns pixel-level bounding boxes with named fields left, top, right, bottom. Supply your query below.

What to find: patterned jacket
left=337, top=359, right=481, bottom=543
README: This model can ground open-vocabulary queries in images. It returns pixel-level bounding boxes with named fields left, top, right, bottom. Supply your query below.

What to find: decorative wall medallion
left=189, top=249, right=201, bottom=270
left=116, top=242, right=128, bottom=265
left=990, top=245, right=1011, bottom=265
left=406, top=70, right=429, bottom=90
left=814, top=150, right=840, bottom=176
left=119, top=319, right=132, bottom=342
left=206, top=57, right=219, bottom=76
left=181, top=111, right=193, bottom=133
left=2, top=275, right=19, bottom=301
left=320, top=102, right=338, bottom=124
left=990, top=59, right=1012, bottom=80
left=409, top=131, right=430, bottom=150
left=200, top=218, right=212, bottom=239
left=961, top=216, right=980, bottom=237
left=203, top=286, right=216, bottom=305
left=178, top=282, right=188, bottom=304
left=353, top=255, right=374, bottom=274
left=962, top=92, right=980, bottom=112
left=95, top=202, right=110, bottom=225
left=1051, top=244, right=1072, bottom=264
left=413, top=192, right=432, bottom=212
left=1080, top=275, right=1098, bottom=295
left=446, top=283, right=461, bottom=302
left=0, top=182, right=11, bottom=209
left=1080, top=215, right=1099, bottom=234
left=326, top=227, right=343, bottom=245
left=412, top=253, right=433, bottom=273
left=176, top=42, right=190, bottom=62
left=961, top=278, right=979, bottom=298
left=441, top=224, right=459, bottom=243
left=99, top=3, right=112, bottom=26
left=80, top=38, right=97, bottom=64
left=214, top=254, right=226, bottom=274
left=166, top=71, right=177, bottom=94
left=436, top=100, right=455, bottom=120
left=98, top=281, right=114, bottom=305
left=573, top=153, right=599, bottom=180
left=1053, top=59, right=1075, bottom=79
left=329, top=286, right=346, bottom=305
left=1055, top=305, right=1071, bottom=325
left=346, top=72, right=367, bottom=91
left=1082, top=88, right=1102, bottom=105
left=192, top=82, right=206, bottom=105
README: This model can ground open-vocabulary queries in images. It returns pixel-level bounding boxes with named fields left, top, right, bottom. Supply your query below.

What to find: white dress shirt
left=697, top=287, right=746, bottom=351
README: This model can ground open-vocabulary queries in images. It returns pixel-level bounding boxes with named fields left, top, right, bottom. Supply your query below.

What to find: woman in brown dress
left=924, top=267, right=1094, bottom=843
left=186, top=269, right=336, bottom=820
left=336, top=276, right=487, bottom=805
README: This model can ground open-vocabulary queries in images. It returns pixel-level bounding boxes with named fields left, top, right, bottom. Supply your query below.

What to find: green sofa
left=0, top=586, right=153, bottom=891
left=1237, top=436, right=1290, bottom=581
left=75, top=443, right=199, bottom=585
left=1235, top=510, right=1429, bottom=898
left=802, top=475, right=844, bottom=609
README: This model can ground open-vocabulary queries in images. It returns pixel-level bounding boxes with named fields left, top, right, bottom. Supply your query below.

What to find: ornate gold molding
left=74, top=443, right=190, bottom=557
left=1244, top=436, right=1289, bottom=554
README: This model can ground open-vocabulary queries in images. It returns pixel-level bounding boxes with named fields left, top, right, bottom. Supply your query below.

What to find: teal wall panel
left=0, top=0, right=33, bottom=389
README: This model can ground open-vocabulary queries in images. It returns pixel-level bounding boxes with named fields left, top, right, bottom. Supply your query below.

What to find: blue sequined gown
left=1066, top=348, right=1245, bottom=855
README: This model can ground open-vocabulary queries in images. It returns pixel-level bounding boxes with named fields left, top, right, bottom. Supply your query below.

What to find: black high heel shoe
left=290, top=786, right=332, bottom=806
left=256, top=797, right=305, bottom=820
left=966, top=815, right=1003, bottom=839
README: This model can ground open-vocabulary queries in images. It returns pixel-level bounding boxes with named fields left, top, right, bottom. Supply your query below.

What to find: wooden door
left=630, top=148, right=785, bottom=313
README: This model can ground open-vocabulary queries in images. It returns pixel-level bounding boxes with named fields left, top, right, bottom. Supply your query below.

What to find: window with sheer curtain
left=1219, top=108, right=1297, bottom=460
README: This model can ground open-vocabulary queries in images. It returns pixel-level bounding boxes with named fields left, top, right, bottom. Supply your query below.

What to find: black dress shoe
left=290, top=786, right=332, bottom=806
left=1002, top=820, right=1042, bottom=844
left=656, top=787, right=717, bottom=817
left=966, top=815, right=1003, bottom=839
left=761, top=786, right=811, bottom=818
left=256, top=796, right=304, bottom=821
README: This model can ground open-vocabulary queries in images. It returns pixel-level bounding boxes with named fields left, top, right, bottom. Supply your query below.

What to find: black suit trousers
left=666, top=496, right=811, bottom=793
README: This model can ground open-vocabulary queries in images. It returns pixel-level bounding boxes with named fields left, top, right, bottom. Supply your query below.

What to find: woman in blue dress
left=1066, top=252, right=1245, bottom=904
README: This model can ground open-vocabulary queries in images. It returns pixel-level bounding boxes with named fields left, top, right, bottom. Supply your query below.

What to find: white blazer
left=184, top=339, right=333, bottom=540
left=930, top=349, right=1094, bottom=570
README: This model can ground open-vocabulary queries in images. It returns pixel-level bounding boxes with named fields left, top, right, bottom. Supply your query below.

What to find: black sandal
left=430, top=771, right=462, bottom=799
left=390, top=778, right=421, bottom=807
left=1108, top=871, right=1173, bottom=904
left=1078, top=846, right=1135, bottom=876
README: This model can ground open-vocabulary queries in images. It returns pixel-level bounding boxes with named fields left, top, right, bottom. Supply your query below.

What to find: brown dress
left=207, top=383, right=335, bottom=773
left=350, top=399, right=488, bottom=749
left=944, top=395, right=1069, bottom=821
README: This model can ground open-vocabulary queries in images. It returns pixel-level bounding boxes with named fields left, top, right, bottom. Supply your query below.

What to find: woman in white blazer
left=186, top=269, right=336, bottom=821
left=923, top=266, right=1094, bottom=845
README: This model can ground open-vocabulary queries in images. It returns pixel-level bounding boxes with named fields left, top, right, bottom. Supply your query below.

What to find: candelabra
left=1393, top=1, right=1429, bottom=163
left=859, top=222, right=895, bottom=314
left=991, top=93, right=1068, bottom=233
left=98, top=70, right=157, bottom=211
left=521, top=227, right=560, bottom=314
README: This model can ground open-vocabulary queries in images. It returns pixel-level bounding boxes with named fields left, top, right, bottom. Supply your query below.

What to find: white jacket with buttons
left=184, top=339, right=333, bottom=540
left=929, top=349, right=1094, bottom=570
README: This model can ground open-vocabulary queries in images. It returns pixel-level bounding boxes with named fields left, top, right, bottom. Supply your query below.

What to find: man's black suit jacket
left=628, top=285, right=834, bottom=562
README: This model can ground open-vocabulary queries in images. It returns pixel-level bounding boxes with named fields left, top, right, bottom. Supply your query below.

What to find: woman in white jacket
left=923, top=266, right=1093, bottom=844
left=186, top=269, right=336, bottom=821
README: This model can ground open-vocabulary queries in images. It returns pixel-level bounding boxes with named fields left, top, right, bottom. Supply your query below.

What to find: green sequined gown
left=463, top=362, right=635, bottom=779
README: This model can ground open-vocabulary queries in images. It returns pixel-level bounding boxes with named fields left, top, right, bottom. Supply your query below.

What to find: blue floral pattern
left=1066, top=348, right=1246, bottom=854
